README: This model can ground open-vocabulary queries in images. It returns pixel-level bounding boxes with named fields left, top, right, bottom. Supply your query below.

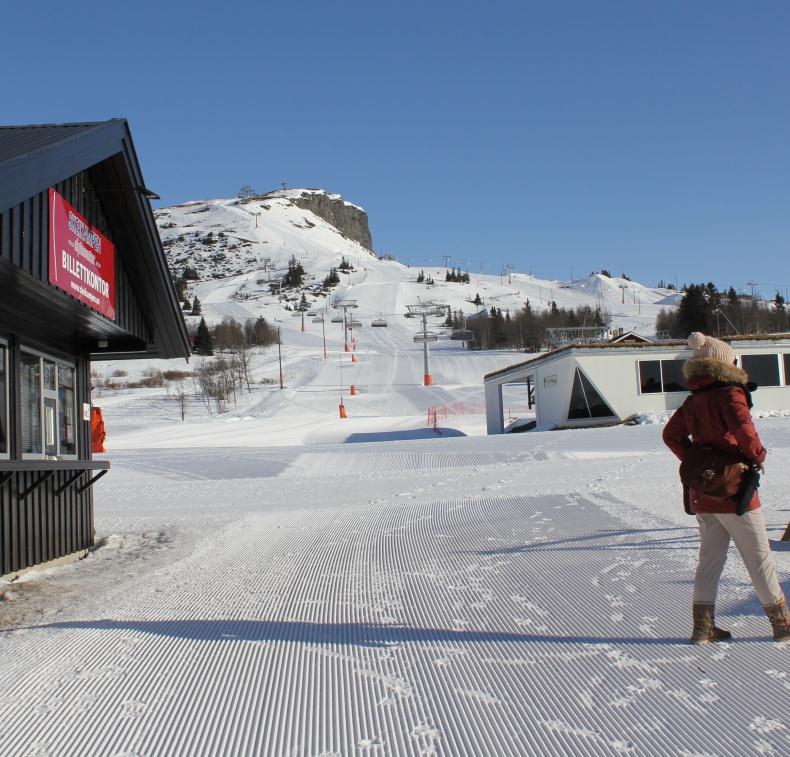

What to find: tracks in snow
left=1, top=484, right=789, bottom=756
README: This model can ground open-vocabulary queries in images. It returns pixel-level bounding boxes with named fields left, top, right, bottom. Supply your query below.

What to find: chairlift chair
left=371, top=315, right=388, bottom=327
left=330, top=315, right=343, bottom=323
left=347, top=319, right=363, bottom=328
left=414, top=332, right=438, bottom=343
left=312, top=315, right=324, bottom=323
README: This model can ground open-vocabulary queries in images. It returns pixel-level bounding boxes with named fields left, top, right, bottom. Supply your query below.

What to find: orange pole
left=339, top=404, right=347, bottom=418
left=424, top=374, right=433, bottom=386
left=350, top=384, right=357, bottom=395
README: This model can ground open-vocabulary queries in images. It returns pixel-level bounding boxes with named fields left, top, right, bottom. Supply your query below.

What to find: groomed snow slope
left=95, top=191, right=680, bottom=449
left=1, top=424, right=789, bottom=755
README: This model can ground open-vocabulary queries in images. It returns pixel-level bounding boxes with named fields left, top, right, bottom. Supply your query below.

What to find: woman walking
left=663, top=332, right=789, bottom=643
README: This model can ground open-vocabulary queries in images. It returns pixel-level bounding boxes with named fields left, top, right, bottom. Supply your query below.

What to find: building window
left=58, top=365, right=77, bottom=455
left=741, top=354, right=780, bottom=387
left=0, top=343, right=7, bottom=457
left=638, top=359, right=688, bottom=393
left=785, top=354, right=790, bottom=386
left=568, top=368, right=616, bottom=420
left=20, top=350, right=78, bottom=458
left=20, top=352, right=42, bottom=455
left=639, top=361, right=662, bottom=393
left=661, top=359, right=688, bottom=393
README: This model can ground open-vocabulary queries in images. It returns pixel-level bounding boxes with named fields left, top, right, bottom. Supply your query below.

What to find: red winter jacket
left=663, top=357, right=766, bottom=514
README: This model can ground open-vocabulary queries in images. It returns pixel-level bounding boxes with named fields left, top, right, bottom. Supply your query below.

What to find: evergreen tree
left=191, top=295, right=202, bottom=315
left=417, top=270, right=425, bottom=283
left=193, top=317, right=214, bottom=355
left=473, top=292, right=482, bottom=306
left=322, top=267, right=340, bottom=289
left=676, top=284, right=710, bottom=336
left=282, top=255, right=305, bottom=288
left=175, top=277, right=188, bottom=303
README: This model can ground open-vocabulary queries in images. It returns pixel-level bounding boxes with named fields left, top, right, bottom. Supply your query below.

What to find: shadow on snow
left=8, top=618, right=773, bottom=647
left=345, top=428, right=466, bottom=443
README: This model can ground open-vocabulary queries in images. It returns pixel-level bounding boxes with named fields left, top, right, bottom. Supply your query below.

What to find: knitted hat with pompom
left=687, top=332, right=736, bottom=365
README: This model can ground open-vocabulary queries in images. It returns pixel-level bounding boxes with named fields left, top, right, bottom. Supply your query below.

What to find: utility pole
left=505, top=264, right=514, bottom=284
left=261, top=257, right=272, bottom=282
left=442, top=254, right=452, bottom=270
left=747, top=280, right=759, bottom=333
left=277, top=328, right=284, bottom=389
left=619, top=284, right=628, bottom=304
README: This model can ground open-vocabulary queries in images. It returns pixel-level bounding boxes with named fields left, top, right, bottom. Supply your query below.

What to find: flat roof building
left=484, top=336, right=790, bottom=434
left=1, top=119, right=190, bottom=576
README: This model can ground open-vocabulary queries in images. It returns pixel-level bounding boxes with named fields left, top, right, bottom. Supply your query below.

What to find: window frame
left=637, top=358, right=689, bottom=394
left=567, top=367, right=616, bottom=421
left=784, top=354, right=790, bottom=386
left=740, top=353, right=781, bottom=388
left=659, top=359, right=688, bottom=394
left=0, top=338, right=8, bottom=460
left=19, top=346, right=79, bottom=461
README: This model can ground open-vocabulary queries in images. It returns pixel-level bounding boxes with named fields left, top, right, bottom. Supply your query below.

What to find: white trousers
left=694, top=509, right=784, bottom=607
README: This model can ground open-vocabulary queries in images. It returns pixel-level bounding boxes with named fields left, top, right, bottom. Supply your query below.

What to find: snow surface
left=1, top=424, right=789, bottom=755
left=2, top=195, right=788, bottom=755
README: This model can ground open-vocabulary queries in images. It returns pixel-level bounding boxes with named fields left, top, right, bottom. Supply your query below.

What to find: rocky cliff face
left=286, top=190, right=374, bottom=253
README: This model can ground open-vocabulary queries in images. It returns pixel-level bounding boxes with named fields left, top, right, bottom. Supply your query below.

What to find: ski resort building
left=484, top=336, right=790, bottom=434
left=0, top=119, right=190, bottom=577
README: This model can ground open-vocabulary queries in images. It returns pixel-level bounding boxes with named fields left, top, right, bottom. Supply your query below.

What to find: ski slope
left=1, top=426, right=789, bottom=755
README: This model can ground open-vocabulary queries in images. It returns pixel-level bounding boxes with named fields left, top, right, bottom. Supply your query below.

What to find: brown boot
left=691, top=603, right=733, bottom=645
left=764, top=598, right=790, bottom=642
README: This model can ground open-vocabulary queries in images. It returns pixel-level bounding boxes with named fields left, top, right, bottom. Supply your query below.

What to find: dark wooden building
left=0, top=119, right=190, bottom=576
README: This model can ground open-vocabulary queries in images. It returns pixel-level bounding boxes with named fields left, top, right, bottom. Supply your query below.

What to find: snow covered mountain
left=154, top=188, right=678, bottom=339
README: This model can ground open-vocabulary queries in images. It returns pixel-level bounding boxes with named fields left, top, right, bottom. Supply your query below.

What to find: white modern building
left=484, top=336, right=790, bottom=433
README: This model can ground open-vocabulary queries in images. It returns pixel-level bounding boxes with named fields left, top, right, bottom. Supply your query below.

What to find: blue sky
left=4, top=1, right=790, bottom=296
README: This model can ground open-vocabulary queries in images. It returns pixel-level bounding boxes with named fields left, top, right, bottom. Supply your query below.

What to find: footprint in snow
left=357, top=737, right=385, bottom=750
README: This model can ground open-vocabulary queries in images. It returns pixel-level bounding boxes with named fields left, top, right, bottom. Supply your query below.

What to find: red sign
left=48, top=188, right=116, bottom=319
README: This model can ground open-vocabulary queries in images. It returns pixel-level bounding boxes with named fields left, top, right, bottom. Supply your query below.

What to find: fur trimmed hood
left=683, top=356, right=748, bottom=384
